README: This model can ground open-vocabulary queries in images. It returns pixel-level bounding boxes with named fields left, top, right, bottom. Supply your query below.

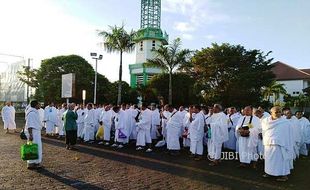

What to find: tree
left=186, top=43, right=275, bottom=107
left=285, top=94, right=310, bottom=112
left=106, top=81, right=138, bottom=104
left=261, top=80, right=287, bottom=102
left=98, top=25, right=135, bottom=105
left=148, top=73, right=199, bottom=106
left=145, top=38, right=191, bottom=105
left=18, top=55, right=112, bottom=104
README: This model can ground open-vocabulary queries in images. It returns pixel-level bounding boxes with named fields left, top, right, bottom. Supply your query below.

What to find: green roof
left=134, top=27, right=168, bottom=44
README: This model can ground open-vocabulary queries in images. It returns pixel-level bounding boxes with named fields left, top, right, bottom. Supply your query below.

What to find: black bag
left=20, top=128, right=27, bottom=140
left=239, top=116, right=252, bottom=137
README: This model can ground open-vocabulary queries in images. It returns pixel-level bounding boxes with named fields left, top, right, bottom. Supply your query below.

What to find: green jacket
left=63, top=110, right=78, bottom=131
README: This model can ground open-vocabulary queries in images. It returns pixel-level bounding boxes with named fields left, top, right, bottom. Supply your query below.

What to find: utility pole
left=27, top=58, right=30, bottom=103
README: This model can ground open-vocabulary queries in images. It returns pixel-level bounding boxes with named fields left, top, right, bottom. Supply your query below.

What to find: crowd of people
left=2, top=100, right=310, bottom=181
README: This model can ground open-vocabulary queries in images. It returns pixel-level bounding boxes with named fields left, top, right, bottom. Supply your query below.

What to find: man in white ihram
left=25, top=100, right=43, bottom=169
left=1, top=101, right=16, bottom=133
left=76, top=104, right=86, bottom=139
left=207, top=104, right=228, bottom=165
left=235, top=106, right=261, bottom=168
left=295, top=111, right=310, bottom=156
left=224, top=107, right=240, bottom=151
left=150, top=103, right=160, bottom=142
left=136, top=103, right=153, bottom=152
left=82, top=103, right=96, bottom=143
left=43, top=102, right=58, bottom=136
left=166, top=105, right=183, bottom=155
left=99, top=104, right=113, bottom=145
left=262, top=106, right=294, bottom=182
left=188, top=105, right=205, bottom=160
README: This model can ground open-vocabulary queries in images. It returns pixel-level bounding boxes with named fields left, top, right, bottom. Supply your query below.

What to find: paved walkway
left=0, top=118, right=309, bottom=190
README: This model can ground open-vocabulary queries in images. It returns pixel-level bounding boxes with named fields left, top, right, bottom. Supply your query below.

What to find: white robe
left=224, top=113, right=240, bottom=150
left=166, top=111, right=183, bottom=150
left=257, top=117, right=264, bottom=157
left=43, top=106, right=58, bottom=134
left=189, top=112, right=205, bottom=155
left=286, top=116, right=301, bottom=160
left=1, top=105, right=16, bottom=130
left=129, top=108, right=139, bottom=140
left=161, top=110, right=172, bottom=139
left=208, top=112, right=228, bottom=159
left=56, top=108, right=66, bottom=135
left=100, top=109, right=113, bottom=141
left=38, top=108, right=44, bottom=128
left=262, top=117, right=294, bottom=176
left=76, top=108, right=85, bottom=138
left=114, top=110, right=128, bottom=143
left=297, top=117, right=310, bottom=156
left=94, top=108, right=102, bottom=132
left=235, top=115, right=261, bottom=164
left=182, top=112, right=191, bottom=147
left=25, top=107, right=42, bottom=164
left=136, top=109, right=152, bottom=146
left=151, top=109, right=161, bottom=140
left=82, top=109, right=96, bottom=141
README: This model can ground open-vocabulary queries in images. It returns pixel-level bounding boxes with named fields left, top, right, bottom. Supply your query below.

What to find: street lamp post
left=82, top=90, right=86, bottom=106
left=90, top=53, right=102, bottom=104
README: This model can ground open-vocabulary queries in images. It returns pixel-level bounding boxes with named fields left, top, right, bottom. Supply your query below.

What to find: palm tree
left=98, top=25, right=135, bottom=105
left=145, top=38, right=191, bottom=105
left=262, top=80, right=287, bottom=102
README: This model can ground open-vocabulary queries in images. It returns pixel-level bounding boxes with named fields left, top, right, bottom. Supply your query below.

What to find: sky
left=0, top=0, right=309, bottom=83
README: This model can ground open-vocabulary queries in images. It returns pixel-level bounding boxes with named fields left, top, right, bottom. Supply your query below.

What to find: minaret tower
left=129, top=0, right=168, bottom=88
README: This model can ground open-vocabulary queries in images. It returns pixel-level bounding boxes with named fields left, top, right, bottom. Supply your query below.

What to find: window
left=136, top=75, right=144, bottom=85
left=152, top=40, right=156, bottom=50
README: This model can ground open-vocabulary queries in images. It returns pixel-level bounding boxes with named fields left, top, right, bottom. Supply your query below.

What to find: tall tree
left=262, top=80, right=287, bottom=102
left=98, top=25, right=135, bottom=105
left=145, top=38, right=191, bottom=105
left=186, top=43, right=275, bottom=107
left=18, top=55, right=112, bottom=104
left=148, top=73, right=200, bottom=106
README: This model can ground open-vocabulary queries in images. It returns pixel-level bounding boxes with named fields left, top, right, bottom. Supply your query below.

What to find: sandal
left=276, top=176, right=288, bottom=182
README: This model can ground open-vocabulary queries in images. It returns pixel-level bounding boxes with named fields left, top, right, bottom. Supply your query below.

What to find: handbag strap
left=240, top=115, right=253, bottom=126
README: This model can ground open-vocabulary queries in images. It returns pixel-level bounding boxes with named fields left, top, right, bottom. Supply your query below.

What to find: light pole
left=90, top=53, right=102, bottom=104
left=82, top=90, right=86, bottom=107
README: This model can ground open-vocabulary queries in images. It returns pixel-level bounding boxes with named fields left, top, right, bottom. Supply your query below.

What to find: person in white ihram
left=82, top=103, right=96, bottom=143
left=1, top=101, right=16, bottom=133
left=136, top=103, right=153, bottom=152
left=207, top=104, right=228, bottom=165
left=188, top=105, right=205, bottom=160
left=235, top=106, right=261, bottom=169
left=262, top=106, right=294, bottom=182
left=25, top=100, right=43, bottom=169
left=43, top=102, right=58, bottom=136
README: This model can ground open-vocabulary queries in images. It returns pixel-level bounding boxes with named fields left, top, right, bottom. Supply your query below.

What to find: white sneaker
left=136, top=147, right=143, bottom=151
left=117, top=144, right=124, bottom=149
left=98, top=141, right=104, bottom=145
left=111, top=143, right=118, bottom=147
left=104, top=142, right=110, bottom=146
left=146, top=148, right=152, bottom=153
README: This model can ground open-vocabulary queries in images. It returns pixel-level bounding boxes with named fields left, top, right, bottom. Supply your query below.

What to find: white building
left=271, top=61, right=310, bottom=99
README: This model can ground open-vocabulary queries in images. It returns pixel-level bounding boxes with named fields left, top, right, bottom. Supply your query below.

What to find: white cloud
left=182, top=34, right=194, bottom=40
left=163, top=0, right=231, bottom=33
left=174, top=22, right=195, bottom=32
left=205, top=35, right=216, bottom=40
